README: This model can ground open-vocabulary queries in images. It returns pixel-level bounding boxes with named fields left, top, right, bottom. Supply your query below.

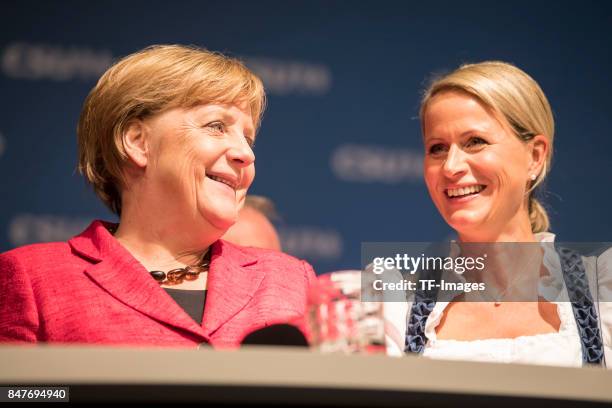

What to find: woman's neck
left=462, top=243, right=543, bottom=293
left=457, top=210, right=537, bottom=243
left=114, top=226, right=208, bottom=272
left=113, top=193, right=219, bottom=272
left=456, top=210, right=543, bottom=298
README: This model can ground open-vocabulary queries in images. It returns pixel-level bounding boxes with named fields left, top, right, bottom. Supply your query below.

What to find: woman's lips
left=444, top=185, right=487, bottom=202
left=206, top=175, right=237, bottom=195
left=206, top=174, right=238, bottom=190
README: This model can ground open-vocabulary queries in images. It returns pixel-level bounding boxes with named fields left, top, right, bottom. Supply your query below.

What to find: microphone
left=240, top=324, right=309, bottom=347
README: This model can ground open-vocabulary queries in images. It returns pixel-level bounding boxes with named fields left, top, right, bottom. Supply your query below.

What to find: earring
left=530, top=174, right=537, bottom=181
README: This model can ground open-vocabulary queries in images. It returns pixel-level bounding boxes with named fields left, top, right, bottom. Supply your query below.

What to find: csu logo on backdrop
left=244, top=57, right=332, bottom=95
left=8, top=214, right=91, bottom=247
left=279, top=226, right=342, bottom=260
left=0, top=42, right=333, bottom=96
left=330, top=144, right=423, bottom=184
left=1, top=42, right=113, bottom=81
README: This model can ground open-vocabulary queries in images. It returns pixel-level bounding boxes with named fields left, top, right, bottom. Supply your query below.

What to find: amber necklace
left=108, top=224, right=212, bottom=286
left=149, top=250, right=211, bottom=286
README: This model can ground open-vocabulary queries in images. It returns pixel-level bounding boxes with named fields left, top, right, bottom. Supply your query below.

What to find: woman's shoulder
left=217, top=239, right=315, bottom=278
left=0, top=219, right=110, bottom=270
left=0, top=241, right=74, bottom=268
left=238, top=244, right=303, bottom=263
left=0, top=241, right=83, bottom=287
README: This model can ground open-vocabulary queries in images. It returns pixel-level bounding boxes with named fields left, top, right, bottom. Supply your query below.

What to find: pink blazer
left=0, top=220, right=316, bottom=348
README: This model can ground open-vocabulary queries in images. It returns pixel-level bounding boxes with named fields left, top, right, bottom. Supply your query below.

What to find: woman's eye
left=428, top=143, right=446, bottom=155
left=465, top=136, right=487, bottom=148
left=206, top=121, right=225, bottom=132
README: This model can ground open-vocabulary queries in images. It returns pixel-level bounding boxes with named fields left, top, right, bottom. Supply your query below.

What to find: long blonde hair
left=420, top=61, right=554, bottom=233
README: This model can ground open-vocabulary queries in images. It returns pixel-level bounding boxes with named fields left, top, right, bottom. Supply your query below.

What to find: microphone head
left=240, top=324, right=309, bottom=347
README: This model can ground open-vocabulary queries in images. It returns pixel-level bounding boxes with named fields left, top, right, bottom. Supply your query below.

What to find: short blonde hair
left=77, top=44, right=266, bottom=215
left=420, top=61, right=554, bottom=233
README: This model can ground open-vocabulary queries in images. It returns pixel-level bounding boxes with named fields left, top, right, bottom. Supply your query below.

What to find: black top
left=163, top=288, right=206, bottom=325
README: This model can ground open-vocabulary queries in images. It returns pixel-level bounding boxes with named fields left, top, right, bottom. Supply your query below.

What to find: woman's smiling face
left=422, top=91, right=534, bottom=239
left=143, top=101, right=256, bottom=232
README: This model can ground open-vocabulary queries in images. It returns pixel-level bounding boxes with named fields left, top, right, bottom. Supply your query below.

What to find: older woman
left=384, top=61, right=611, bottom=367
left=0, top=45, right=316, bottom=348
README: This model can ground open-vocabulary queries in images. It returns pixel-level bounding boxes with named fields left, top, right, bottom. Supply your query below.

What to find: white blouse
left=383, top=233, right=612, bottom=367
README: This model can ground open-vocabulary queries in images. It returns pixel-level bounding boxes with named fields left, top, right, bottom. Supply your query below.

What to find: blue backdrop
left=1, top=0, right=611, bottom=274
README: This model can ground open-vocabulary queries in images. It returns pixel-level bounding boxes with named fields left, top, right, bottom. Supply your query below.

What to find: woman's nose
left=442, top=144, right=468, bottom=178
left=228, top=136, right=255, bottom=168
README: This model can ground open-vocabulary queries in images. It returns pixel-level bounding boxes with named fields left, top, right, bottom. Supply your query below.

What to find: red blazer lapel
left=69, top=221, right=209, bottom=342
left=202, top=240, right=263, bottom=338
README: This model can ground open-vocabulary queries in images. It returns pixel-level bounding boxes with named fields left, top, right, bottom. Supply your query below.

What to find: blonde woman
left=0, top=45, right=316, bottom=348
left=386, top=61, right=611, bottom=367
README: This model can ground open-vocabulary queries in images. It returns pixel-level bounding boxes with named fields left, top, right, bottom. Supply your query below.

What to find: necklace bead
left=150, top=270, right=166, bottom=282
left=148, top=251, right=211, bottom=285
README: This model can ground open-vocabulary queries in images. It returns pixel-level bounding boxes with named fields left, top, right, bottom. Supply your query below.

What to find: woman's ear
left=122, top=120, right=148, bottom=168
left=528, top=134, right=549, bottom=177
